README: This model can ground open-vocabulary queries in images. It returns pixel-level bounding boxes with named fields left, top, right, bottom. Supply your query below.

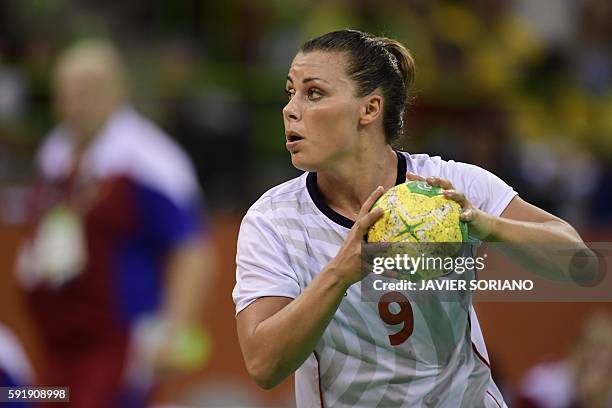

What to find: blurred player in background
left=233, top=29, right=584, bottom=407
left=516, top=311, right=612, bottom=408
left=15, top=39, right=215, bottom=408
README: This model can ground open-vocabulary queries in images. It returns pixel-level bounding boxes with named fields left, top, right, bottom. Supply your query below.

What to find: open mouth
left=287, top=135, right=303, bottom=142
left=286, top=131, right=304, bottom=143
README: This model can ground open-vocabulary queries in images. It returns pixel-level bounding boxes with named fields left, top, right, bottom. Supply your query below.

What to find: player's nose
left=283, top=97, right=301, bottom=122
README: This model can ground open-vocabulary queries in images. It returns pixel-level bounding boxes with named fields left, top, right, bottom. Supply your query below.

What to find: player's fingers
left=426, top=176, right=454, bottom=190
left=406, top=171, right=425, bottom=181
left=357, top=207, right=384, bottom=232
left=443, top=189, right=468, bottom=207
left=444, top=190, right=476, bottom=221
left=460, top=208, right=475, bottom=222
left=359, top=185, right=385, bottom=217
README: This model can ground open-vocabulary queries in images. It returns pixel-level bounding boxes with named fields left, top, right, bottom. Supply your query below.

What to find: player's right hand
left=326, top=186, right=385, bottom=286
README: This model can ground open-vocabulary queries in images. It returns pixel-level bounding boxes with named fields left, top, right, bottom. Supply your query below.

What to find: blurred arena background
left=0, top=0, right=611, bottom=406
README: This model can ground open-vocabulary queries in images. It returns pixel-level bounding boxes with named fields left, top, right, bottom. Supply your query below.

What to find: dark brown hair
left=301, top=29, right=415, bottom=142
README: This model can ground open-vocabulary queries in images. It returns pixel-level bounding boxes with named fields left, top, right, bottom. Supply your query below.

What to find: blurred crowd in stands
left=0, top=0, right=610, bottom=229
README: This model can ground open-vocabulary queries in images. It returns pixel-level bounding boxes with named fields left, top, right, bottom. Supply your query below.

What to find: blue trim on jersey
left=115, top=181, right=203, bottom=323
left=136, top=181, right=203, bottom=249
left=1, top=368, right=31, bottom=408
left=1, top=368, right=17, bottom=387
left=115, top=240, right=163, bottom=323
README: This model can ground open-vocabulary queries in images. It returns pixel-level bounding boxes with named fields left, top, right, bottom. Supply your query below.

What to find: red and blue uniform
left=18, top=107, right=205, bottom=408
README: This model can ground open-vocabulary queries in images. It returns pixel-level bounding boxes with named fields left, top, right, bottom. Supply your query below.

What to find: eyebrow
left=286, top=76, right=330, bottom=85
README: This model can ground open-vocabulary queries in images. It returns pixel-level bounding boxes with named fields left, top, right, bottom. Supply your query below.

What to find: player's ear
left=359, top=93, right=383, bottom=126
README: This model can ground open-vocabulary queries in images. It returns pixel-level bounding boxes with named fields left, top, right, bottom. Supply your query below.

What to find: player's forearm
left=247, top=266, right=350, bottom=389
left=164, top=238, right=216, bottom=328
left=485, top=215, right=593, bottom=281
left=486, top=215, right=582, bottom=244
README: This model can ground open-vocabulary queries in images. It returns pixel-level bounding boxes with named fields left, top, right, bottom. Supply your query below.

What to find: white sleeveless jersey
left=233, top=152, right=516, bottom=407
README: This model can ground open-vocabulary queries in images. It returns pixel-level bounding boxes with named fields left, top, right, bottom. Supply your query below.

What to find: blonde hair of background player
left=53, top=39, right=127, bottom=146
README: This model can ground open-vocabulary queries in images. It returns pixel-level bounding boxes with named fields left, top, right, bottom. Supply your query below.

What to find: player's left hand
left=128, top=317, right=211, bottom=386
left=406, top=172, right=495, bottom=240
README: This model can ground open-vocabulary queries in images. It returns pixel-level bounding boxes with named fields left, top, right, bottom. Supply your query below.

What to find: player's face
left=283, top=51, right=364, bottom=172
left=54, top=68, right=116, bottom=141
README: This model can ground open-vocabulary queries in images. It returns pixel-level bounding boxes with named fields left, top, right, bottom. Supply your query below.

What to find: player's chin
left=289, top=151, right=318, bottom=172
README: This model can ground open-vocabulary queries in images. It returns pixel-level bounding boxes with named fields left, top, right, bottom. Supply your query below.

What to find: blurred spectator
left=516, top=312, right=612, bottom=407
left=15, top=39, right=215, bottom=408
left=574, top=0, right=612, bottom=96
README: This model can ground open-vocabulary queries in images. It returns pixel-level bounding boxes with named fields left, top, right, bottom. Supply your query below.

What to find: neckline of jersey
left=306, top=151, right=407, bottom=229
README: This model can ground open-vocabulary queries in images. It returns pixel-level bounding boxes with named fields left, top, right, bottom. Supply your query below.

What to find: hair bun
left=378, top=37, right=415, bottom=90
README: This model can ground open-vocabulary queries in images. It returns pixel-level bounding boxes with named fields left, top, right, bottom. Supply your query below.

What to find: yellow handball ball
left=366, top=180, right=468, bottom=244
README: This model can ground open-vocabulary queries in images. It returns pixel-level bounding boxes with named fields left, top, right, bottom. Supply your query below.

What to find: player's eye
left=285, top=88, right=295, bottom=100
left=307, top=88, right=322, bottom=101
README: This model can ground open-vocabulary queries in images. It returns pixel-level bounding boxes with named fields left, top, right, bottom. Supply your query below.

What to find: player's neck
left=67, top=105, right=120, bottom=152
left=317, top=144, right=397, bottom=221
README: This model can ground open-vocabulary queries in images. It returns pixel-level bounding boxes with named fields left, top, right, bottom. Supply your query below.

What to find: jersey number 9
left=378, top=291, right=414, bottom=346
